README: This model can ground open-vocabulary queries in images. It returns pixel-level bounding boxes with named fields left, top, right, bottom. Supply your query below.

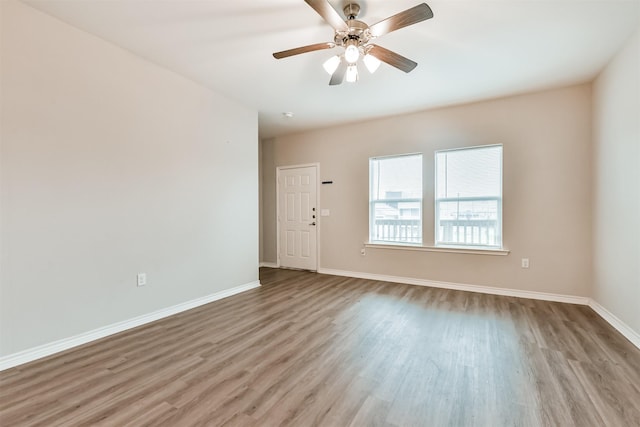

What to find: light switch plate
left=321, top=209, right=330, bottom=217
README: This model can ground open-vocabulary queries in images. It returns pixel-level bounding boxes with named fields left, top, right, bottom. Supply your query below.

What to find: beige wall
left=262, top=85, right=593, bottom=297
left=0, top=0, right=258, bottom=356
left=261, top=138, right=277, bottom=265
left=258, top=137, right=264, bottom=263
left=593, top=28, right=640, bottom=333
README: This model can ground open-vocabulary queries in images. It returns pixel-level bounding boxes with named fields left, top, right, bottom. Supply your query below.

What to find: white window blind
left=435, top=145, right=502, bottom=248
left=369, top=154, right=422, bottom=244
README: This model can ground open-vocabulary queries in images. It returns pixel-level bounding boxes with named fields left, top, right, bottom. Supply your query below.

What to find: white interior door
left=278, top=166, right=317, bottom=271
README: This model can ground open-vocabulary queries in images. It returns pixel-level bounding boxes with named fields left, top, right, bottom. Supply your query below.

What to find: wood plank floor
left=1, top=268, right=639, bottom=426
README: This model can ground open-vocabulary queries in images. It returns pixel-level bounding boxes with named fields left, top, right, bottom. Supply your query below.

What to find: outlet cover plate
left=137, top=273, right=147, bottom=286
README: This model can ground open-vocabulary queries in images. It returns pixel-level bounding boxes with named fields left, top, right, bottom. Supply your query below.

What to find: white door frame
left=276, top=163, right=321, bottom=271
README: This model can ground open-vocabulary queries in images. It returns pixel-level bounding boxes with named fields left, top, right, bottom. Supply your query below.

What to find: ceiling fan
left=273, top=0, right=434, bottom=85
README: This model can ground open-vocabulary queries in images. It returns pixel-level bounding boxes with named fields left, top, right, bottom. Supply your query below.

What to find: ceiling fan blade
left=329, top=58, right=347, bottom=85
left=273, top=42, right=335, bottom=59
left=368, top=3, right=434, bottom=38
left=368, top=45, right=418, bottom=73
left=304, top=0, right=349, bottom=32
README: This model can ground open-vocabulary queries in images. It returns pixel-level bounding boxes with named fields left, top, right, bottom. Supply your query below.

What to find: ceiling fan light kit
left=344, top=39, right=360, bottom=64
left=273, top=0, right=434, bottom=85
left=323, top=55, right=341, bottom=75
left=345, top=65, right=359, bottom=83
left=363, top=53, right=381, bottom=73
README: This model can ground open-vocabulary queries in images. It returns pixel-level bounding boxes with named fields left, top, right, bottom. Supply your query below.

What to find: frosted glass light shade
left=346, top=65, right=358, bottom=83
left=363, top=54, right=381, bottom=73
left=323, top=56, right=341, bottom=75
left=344, top=44, right=360, bottom=64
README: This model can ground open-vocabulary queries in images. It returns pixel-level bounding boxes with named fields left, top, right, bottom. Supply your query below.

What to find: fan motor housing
left=334, top=19, right=370, bottom=46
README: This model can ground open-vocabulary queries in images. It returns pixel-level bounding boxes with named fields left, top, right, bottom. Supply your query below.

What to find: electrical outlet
left=521, top=258, right=529, bottom=269
left=137, top=273, right=147, bottom=287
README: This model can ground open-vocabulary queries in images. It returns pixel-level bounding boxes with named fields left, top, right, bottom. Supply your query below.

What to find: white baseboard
left=317, top=268, right=589, bottom=305
left=0, top=280, right=261, bottom=371
left=259, top=262, right=279, bottom=268
left=588, top=299, right=640, bottom=349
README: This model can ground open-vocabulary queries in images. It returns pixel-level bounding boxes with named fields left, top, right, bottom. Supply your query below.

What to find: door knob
left=309, top=222, right=316, bottom=226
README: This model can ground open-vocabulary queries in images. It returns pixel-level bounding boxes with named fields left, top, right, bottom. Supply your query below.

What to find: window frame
left=369, top=153, right=423, bottom=245
left=434, top=144, right=503, bottom=250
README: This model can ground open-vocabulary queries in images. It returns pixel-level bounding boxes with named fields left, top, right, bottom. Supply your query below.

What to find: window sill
left=364, top=242, right=510, bottom=256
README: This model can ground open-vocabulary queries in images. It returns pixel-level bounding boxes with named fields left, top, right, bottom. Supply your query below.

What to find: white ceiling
left=24, top=0, right=640, bottom=139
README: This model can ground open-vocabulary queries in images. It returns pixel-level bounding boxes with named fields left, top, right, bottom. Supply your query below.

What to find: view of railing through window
left=436, top=197, right=500, bottom=246
left=370, top=154, right=422, bottom=244
left=371, top=200, right=422, bottom=243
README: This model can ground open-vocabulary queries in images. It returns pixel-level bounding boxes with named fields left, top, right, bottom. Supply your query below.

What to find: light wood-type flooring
left=1, top=268, right=640, bottom=426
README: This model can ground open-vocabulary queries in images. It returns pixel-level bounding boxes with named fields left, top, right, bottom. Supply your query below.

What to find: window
left=435, top=145, right=502, bottom=248
left=369, top=154, right=422, bottom=244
